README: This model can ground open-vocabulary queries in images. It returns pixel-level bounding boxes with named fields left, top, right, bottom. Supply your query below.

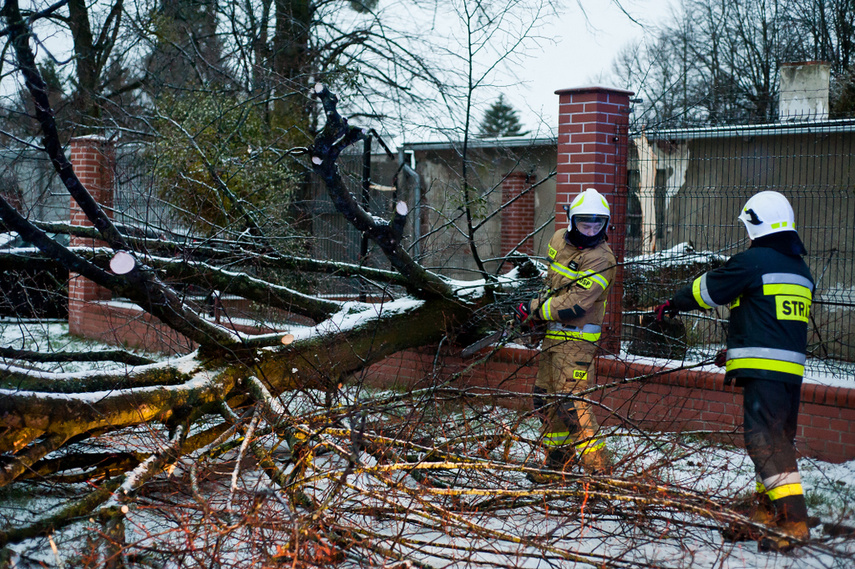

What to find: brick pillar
left=68, top=136, right=115, bottom=336
left=555, top=86, right=633, bottom=355
left=500, top=171, right=536, bottom=262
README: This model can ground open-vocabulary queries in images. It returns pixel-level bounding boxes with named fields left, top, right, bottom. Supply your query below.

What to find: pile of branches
left=3, top=374, right=853, bottom=568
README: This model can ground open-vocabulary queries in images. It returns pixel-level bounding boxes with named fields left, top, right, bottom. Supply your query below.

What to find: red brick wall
left=361, top=345, right=539, bottom=396
left=363, top=347, right=855, bottom=464
left=65, top=138, right=288, bottom=352
left=595, top=359, right=855, bottom=463
left=500, top=172, right=536, bottom=260
left=72, top=302, right=197, bottom=355
left=555, top=87, right=633, bottom=355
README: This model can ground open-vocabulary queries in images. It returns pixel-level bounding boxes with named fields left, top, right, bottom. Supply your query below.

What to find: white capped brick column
left=555, top=86, right=633, bottom=354
left=68, top=136, right=115, bottom=337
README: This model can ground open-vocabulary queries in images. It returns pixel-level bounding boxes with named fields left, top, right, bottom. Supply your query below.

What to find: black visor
left=574, top=215, right=608, bottom=224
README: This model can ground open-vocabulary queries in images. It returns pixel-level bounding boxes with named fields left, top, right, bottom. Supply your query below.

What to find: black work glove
left=714, top=348, right=727, bottom=367
left=512, top=301, right=533, bottom=325
left=655, top=300, right=678, bottom=321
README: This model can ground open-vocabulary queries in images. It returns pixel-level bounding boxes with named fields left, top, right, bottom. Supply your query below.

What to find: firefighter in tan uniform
left=513, top=188, right=616, bottom=476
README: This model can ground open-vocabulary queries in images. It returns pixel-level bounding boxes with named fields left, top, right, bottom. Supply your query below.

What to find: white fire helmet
left=738, top=191, right=796, bottom=240
left=567, top=188, right=610, bottom=230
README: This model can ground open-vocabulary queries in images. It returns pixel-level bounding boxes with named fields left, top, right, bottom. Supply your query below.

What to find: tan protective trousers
left=534, top=339, right=605, bottom=463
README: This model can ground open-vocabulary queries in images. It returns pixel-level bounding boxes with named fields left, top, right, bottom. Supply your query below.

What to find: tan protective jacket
left=530, top=229, right=616, bottom=348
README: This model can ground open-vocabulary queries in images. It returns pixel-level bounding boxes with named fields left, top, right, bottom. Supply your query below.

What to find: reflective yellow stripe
left=692, top=276, right=713, bottom=309
left=550, top=262, right=577, bottom=280
left=545, top=330, right=601, bottom=342
left=540, top=298, right=552, bottom=320
left=575, top=439, right=605, bottom=455
left=763, top=283, right=812, bottom=298
left=548, top=263, right=609, bottom=291
left=726, top=357, right=805, bottom=376
left=764, top=282, right=813, bottom=323
left=543, top=431, right=572, bottom=446
left=756, top=481, right=766, bottom=494
left=580, top=270, right=609, bottom=290
left=766, top=483, right=803, bottom=501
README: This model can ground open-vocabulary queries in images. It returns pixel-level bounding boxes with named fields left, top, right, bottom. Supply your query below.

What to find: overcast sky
left=509, top=0, right=675, bottom=135
left=14, top=0, right=677, bottom=144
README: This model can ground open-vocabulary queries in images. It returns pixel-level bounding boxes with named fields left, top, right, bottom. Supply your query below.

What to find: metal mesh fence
left=4, top=122, right=853, bottom=373
left=0, top=148, right=66, bottom=223
left=623, top=119, right=855, bottom=372
left=0, top=144, right=178, bottom=234
left=112, top=143, right=179, bottom=234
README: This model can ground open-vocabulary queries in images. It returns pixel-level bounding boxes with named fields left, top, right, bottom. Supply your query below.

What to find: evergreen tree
left=478, top=95, right=529, bottom=137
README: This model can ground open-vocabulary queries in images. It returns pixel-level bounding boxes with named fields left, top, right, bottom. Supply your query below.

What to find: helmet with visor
left=565, top=188, right=610, bottom=247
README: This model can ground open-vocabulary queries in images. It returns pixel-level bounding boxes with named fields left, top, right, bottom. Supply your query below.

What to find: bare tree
left=789, top=0, right=855, bottom=113
left=612, top=0, right=833, bottom=127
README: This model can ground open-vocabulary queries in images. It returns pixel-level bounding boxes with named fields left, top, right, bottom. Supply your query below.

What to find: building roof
left=403, top=135, right=557, bottom=152
left=643, top=117, right=855, bottom=141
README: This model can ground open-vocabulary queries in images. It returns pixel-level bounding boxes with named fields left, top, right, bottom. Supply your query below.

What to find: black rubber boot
left=526, top=448, right=577, bottom=484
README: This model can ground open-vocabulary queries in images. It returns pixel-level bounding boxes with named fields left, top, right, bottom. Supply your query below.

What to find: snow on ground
left=3, top=423, right=854, bottom=568
left=1, top=320, right=854, bottom=568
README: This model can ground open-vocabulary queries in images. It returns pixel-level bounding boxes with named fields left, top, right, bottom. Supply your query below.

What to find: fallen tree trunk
left=0, top=294, right=477, bottom=468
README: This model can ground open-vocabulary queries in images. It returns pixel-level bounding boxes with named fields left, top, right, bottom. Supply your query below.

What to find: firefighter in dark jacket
left=656, top=191, right=813, bottom=552
left=514, top=188, right=616, bottom=477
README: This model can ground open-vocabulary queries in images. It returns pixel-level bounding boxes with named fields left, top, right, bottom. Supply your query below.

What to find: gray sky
left=511, top=0, right=675, bottom=134
left=14, top=0, right=676, bottom=143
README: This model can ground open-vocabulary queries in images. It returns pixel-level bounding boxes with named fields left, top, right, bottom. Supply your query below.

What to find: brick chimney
left=555, top=86, right=633, bottom=354
left=68, top=136, right=115, bottom=336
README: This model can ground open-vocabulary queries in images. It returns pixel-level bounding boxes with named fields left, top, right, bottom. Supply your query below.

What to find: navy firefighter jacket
left=671, top=236, right=814, bottom=385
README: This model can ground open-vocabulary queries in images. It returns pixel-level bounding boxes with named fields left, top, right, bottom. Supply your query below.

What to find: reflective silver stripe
left=540, top=298, right=553, bottom=320
left=762, top=471, right=802, bottom=491
left=543, top=431, right=572, bottom=446
left=762, top=471, right=804, bottom=501
left=580, top=269, right=609, bottom=289
left=547, top=323, right=602, bottom=334
left=575, top=438, right=605, bottom=455
left=545, top=330, right=600, bottom=342
left=763, top=273, right=814, bottom=291
left=727, top=347, right=806, bottom=365
left=696, top=273, right=718, bottom=308
left=549, top=262, right=577, bottom=280
left=545, top=323, right=602, bottom=342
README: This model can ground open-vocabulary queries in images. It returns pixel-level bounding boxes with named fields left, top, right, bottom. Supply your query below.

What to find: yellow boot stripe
left=575, top=439, right=605, bottom=455
left=766, top=483, right=804, bottom=501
